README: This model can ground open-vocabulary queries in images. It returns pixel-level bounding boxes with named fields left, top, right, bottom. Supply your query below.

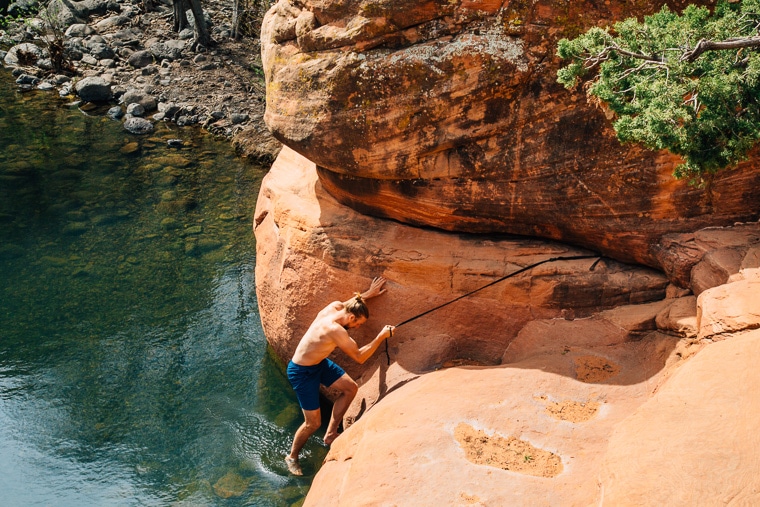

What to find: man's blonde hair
left=345, top=293, right=369, bottom=319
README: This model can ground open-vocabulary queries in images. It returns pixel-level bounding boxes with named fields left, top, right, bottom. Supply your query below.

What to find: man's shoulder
left=310, top=314, right=344, bottom=335
left=317, top=301, right=343, bottom=314
left=317, top=320, right=349, bottom=344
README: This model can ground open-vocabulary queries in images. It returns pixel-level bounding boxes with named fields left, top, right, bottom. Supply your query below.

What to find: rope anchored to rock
left=383, top=254, right=603, bottom=365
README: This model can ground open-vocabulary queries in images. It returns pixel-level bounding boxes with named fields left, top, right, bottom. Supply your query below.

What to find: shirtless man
left=285, top=276, right=394, bottom=476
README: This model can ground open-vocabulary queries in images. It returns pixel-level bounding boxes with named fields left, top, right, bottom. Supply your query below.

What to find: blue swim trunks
left=287, top=359, right=346, bottom=411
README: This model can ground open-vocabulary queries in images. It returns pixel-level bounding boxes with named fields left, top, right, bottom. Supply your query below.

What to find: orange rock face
left=256, top=134, right=759, bottom=507
left=308, top=326, right=760, bottom=507
left=254, top=147, right=668, bottom=407
left=261, top=0, right=760, bottom=268
left=256, top=1, right=760, bottom=503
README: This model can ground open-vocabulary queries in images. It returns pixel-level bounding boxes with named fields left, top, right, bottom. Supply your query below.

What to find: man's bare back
left=291, top=301, right=353, bottom=366
left=291, top=277, right=393, bottom=367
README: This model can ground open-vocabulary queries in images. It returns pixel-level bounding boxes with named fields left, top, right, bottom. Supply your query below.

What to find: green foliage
left=557, top=1, right=760, bottom=181
left=1, top=12, right=22, bottom=29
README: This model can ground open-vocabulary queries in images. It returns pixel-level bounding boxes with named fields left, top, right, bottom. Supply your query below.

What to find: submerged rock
left=107, top=106, right=124, bottom=119
left=123, top=116, right=153, bottom=135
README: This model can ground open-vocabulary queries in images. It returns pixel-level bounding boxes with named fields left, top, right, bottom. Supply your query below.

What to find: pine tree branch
left=682, top=36, right=760, bottom=62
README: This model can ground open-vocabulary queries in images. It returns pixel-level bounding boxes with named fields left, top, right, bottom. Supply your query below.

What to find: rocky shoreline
left=1, top=0, right=281, bottom=163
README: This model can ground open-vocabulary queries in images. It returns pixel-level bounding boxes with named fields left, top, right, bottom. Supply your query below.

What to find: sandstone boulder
left=655, top=296, right=698, bottom=339
left=261, top=0, right=760, bottom=269
left=306, top=322, right=709, bottom=506
left=697, top=273, right=760, bottom=340
left=653, top=223, right=760, bottom=290
left=255, top=147, right=669, bottom=417
left=305, top=303, right=759, bottom=506
left=599, top=329, right=760, bottom=506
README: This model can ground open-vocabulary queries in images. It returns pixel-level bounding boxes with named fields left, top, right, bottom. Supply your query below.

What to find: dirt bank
left=0, top=0, right=281, bottom=164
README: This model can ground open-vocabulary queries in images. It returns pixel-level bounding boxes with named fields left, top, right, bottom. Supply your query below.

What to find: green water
left=0, top=71, right=324, bottom=506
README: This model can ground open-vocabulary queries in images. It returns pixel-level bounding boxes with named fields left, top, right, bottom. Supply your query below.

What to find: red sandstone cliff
left=261, top=0, right=760, bottom=269
left=256, top=0, right=760, bottom=504
left=255, top=148, right=760, bottom=506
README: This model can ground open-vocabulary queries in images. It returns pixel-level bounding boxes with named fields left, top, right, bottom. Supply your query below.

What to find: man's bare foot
left=285, top=456, right=303, bottom=476
left=323, top=431, right=339, bottom=446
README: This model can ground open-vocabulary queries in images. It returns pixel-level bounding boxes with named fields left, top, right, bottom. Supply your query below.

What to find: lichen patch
left=454, top=423, right=563, bottom=477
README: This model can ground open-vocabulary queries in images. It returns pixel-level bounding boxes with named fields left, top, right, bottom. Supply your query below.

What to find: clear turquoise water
left=0, top=71, right=325, bottom=506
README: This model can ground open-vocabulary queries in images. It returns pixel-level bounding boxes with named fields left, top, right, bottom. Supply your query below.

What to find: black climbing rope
left=383, top=253, right=602, bottom=365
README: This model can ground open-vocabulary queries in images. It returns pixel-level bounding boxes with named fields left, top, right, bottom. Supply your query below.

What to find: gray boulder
left=110, top=27, right=143, bottom=47
left=3, top=43, right=46, bottom=67
left=230, top=113, right=249, bottom=124
left=74, top=76, right=112, bottom=102
left=149, top=40, right=184, bottom=61
left=126, top=103, right=145, bottom=117
left=87, top=42, right=115, bottom=60
left=37, top=58, right=53, bottom=70
left=123, top=116, right=154, bottom=135
left=94, top=15, right=130, bottom=30
left=64, top=23, right=96, bottom=37
left=64, top=39, right=86, bottom=61
left=78, top=0, right=110, bottom=14
left=127, top=50, right=153, bottom=68
left=44, top=0, right=84, bottom=27
left=106, top=106, right=123, bottom=119
left=157, top=101, right=181, bottom=119
left=7, top=0, right=40, bottom=17
left=45, top=0, right=110, bottom=27
left=26, top=18, right=46, bottom=33
left=15, top=74, right=40, bottom=85
left=119, top=88, right=157, bottom=112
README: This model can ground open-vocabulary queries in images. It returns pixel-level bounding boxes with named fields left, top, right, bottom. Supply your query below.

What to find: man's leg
left=324, top=374, right=358, bottom=445
left=286, top=408, right=321, bottom=476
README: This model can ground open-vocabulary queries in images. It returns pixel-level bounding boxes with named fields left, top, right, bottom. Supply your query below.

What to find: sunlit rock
left=261, top=0, right=760, bottom=268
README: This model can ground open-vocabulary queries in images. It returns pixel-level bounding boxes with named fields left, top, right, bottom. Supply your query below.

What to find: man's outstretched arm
left=335, top=325, right=395, bottom=364
left=342, top=276, right=387, bottom=305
